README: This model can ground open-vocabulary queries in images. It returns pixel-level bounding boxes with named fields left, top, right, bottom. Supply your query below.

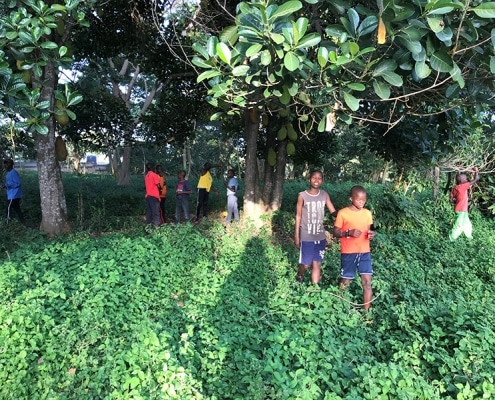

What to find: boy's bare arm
left=325, top=192, right=337, bottom=217
left=294, top=194, right=304, bottom=247
left=470, top=166, right=480, bottom=186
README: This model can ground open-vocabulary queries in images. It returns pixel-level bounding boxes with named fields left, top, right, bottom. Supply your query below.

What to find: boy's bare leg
left=311, top=261, right=322, bottom=284
left=296, top=264, right=309, bottom=281
left=360, top=274, right=373, bottom=311
left=339, top=278, right=351, bottom=291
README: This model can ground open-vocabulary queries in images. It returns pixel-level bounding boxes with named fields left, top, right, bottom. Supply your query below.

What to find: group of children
left=144, top=162, right=240, bottom=226
left=295, top=167, right=479, bottom=312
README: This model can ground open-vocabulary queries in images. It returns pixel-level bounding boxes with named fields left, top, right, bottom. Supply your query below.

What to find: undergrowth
left=1, top=174, right=495, bottom=399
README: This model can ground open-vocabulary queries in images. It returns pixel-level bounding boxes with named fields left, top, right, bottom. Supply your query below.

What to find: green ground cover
left=1, top=173, right=494, bottom=399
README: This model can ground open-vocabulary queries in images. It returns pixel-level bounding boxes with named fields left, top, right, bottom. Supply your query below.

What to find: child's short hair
left=455, top=174, right=466, bottom=184
left=309, top=170, right=324, bottom=179
left=350, top=185, right=366, bottom=197
left=146, top=162, right=155, bottom=172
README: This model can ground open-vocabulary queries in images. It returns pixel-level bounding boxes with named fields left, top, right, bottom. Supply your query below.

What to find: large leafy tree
left=0, top=0, right=91, bottom=235
left=188, top=0, right=495, bottom=219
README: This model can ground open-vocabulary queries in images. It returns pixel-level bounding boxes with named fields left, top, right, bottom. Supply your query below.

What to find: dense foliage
left=1, top=174, right=495, bottom=399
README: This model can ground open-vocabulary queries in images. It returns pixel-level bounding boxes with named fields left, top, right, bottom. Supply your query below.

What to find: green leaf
left=381, top=71, right=403, bottom=86
left=191, top=56, right=213, bottom=69
left=372, top=59, right=397, bottom=77
left=295, top=33, right=321, bottom=49
left=472, top=2, right=495, bottom=18
left=436, top=26, right=453, bottom=43
left=245, top=43, right=263, bottom=57
left=450, top=62, right=464, bottom=88
left=372, top=80, right=390, bottom=99
left=34, top=124, right=49, bottom=135
left=429, top=50, right=453, bottom=72
left=491, top=55, right=495, bottom=74
left=284, top=51, right=300, bottom=71
left=270, top=32, right=285, bottom=44
left=220, top=25, right=239, bottom=45
left=295, top=17, right=309, bottom=38
left=206, top=36, right=219, bottom=57
left=197, top=70, right=222, bottom=83
left=343, top=91, right=359, bottom=111
left=426, top=15, right=445, bottom=33
left=357, top=16, right=378, bottom=37
left=325, top=25, right=346, bottom=38
left=232, top=65, right=250, bottom=76
left=347, top=8, right=359, bottom=36
left=40, top=41, right=58, bottom=49
left=269, top=1, right=302, bottom=20
left=317, top=47, right=328, bottom=68
left=347, top=82, right=365, bottom=91
left=288, top=81, right=299, bottom=96
left=414, top=60, right=431, bottom=79
left=216, top=42, right=231, bottom=64
left=426, top=1, right=461, bottom=15
left=192, top=42, right=209, bottom=59
left=260, top=50, right=272, bottom=66
left=396, top=36, right=423, bottom=54
left=445, top=83, right=460, bottom=98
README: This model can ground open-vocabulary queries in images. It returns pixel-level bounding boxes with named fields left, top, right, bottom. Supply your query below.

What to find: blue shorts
left=340, top=253, right=373, bottom=279
left=299, top=240, right=326, bottom=266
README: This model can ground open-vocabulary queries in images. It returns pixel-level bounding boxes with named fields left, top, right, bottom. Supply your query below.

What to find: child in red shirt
left=449, top=167, right=479, bottom=241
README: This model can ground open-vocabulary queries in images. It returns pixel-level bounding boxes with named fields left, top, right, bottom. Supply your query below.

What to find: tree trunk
left=243, top=109, right=264, bottom=223
left=381, top=161, right=390, bottom=184
left=108, top=149, right=119, bottom=177
left=270, top=140, right=287, bottom=211
left=117, top=144, right=132, bottom=185
left=36, top=61, right=70, bottom=235
left=433, top=166, right=440, bottom=198
left=261, top=115, right=277, bottom=206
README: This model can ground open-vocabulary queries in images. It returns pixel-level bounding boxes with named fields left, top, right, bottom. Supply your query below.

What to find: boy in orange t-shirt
left=333, top=186, right=375, bottom=311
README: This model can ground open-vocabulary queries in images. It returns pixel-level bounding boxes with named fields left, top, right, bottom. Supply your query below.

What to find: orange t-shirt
left=334, top=207, right=373, bottom=254
left=158, top=176, right=166, bottom=198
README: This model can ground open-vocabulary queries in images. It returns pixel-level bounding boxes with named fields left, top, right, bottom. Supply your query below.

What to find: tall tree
left=185, top=0, right=495, bottom=219
left=0, top=0, right=90, bottom=235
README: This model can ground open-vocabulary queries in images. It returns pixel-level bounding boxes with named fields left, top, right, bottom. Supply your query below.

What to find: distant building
left=86, top=155, right=97, bottom=165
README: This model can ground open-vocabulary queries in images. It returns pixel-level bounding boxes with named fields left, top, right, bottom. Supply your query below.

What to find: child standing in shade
left=175, top=170, right=192, bottom=224
left=449, top=167, right=479, bottom=241
left=195, top=162, right=223, bottom=222
left=1, top=159, right=25, bottom=224
left=333, top=185, right=375, bottom=311
left=144, top=162, right=162, bottom=226
left=156, top=165, right=167, bottom=223
left=294, top=170, right=337, bottom=284
left=224, top=169, right=240, bottom=224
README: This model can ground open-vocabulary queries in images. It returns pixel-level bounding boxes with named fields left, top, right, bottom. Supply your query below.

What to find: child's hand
left=350, top=229, right=362, bottom=238
left=473, top=166, right=479, bottom=172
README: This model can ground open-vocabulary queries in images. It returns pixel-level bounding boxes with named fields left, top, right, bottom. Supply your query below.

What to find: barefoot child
left=333, top=185, right=375, bottom=311
left=294, top=170, right=337, bottom=284
left=449, top=167, right=479, bottom=241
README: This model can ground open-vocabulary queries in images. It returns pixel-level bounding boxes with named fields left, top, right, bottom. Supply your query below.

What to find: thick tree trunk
left=117, top=144, right=132, bottom=185
left=36, top=61, right=70, bottom=235
left=243, top=109, right=264, bottom=223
